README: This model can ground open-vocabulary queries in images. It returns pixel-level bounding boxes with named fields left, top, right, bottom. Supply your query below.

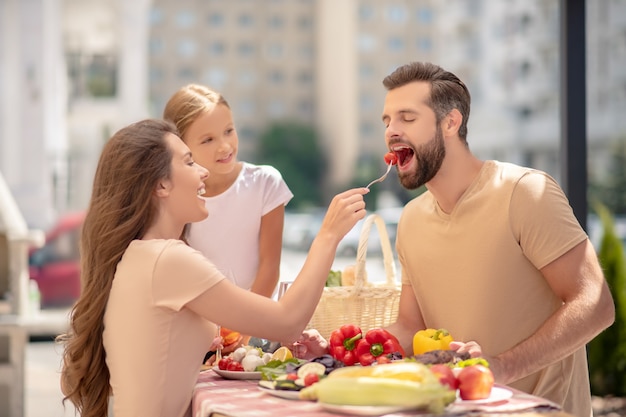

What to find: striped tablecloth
left=192, top=369, right=568, bottom=417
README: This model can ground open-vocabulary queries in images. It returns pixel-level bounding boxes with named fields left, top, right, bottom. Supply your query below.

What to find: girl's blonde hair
left=57, top=119, right=178, bottom=417
left=163, top=84, right=230, bottom=140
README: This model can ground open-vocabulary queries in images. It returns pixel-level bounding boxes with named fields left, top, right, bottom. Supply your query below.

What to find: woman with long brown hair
left=57, top=119, right=368, bottom=417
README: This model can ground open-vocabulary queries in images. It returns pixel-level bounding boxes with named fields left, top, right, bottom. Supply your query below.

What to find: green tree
left=256, top=122, right=326, bottom=209
left=587, top=203, right=626, bottom=395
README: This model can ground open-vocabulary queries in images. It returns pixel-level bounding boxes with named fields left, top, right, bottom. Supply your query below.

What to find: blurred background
left=1, top=0, right=625, bottom=227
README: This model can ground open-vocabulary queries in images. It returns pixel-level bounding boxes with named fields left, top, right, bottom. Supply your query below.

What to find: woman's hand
left=204, top=334, right=247, bottom=365
left=284, top=329, right=330, bottom=360
left=316, top=188, right=369, bottom=245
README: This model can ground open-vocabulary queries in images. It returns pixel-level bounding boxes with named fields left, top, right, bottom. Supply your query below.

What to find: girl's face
left=183, top=103, right=239, bottom=178
left=162, top=133, right=210, bottom=224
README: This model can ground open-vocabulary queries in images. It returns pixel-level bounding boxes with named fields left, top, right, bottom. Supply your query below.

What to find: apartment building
left=2, top=0, right=625, bottom=224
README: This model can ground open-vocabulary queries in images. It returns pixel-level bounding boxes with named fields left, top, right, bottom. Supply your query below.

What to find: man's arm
left=385, top=284, right=427, bottom=355
left=489, top=239, right=615, bottom=384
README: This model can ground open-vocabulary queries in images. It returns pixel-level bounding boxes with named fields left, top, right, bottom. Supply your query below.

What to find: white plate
left=319, top=404, right=418, bottom=416
left=455, top=386, right=513, bottom=404
left=212, top=366, right=262, bottom=380
left=257, top=384, right=302, bottom=400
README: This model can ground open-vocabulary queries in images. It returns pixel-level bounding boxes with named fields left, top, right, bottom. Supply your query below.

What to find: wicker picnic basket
left=306, top=213, right=401, bottom=340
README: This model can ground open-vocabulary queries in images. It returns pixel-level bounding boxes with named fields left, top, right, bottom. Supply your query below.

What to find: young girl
left=163, top=84, right=293, bottom=300
left=57, top=119, right=368, bottom=417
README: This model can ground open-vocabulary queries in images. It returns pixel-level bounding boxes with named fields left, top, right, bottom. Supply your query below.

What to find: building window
left=417, top=36, right=432, bottom=52
left=386, top=5, right=407, bottom=24
left=177, top=67, right=195, bottom=82
left=416, top=7, right=433, bottom=24
left=268, top=99, right=285, bottom=117
left=238, top=42, right=256, bottom=57
left=237, top=99, right=255, bottom=117
left=359, top=64, right=374, bottom=80
left=238, top=13, right=254, bottom=27
left=202, top=68, right=227, bottom=89
left=359, top=94, right=375, bottom=112
left=208, top=12, right=224, bottom=27
left=297, top=70, right=313, bottom=84
left=237, top=127, right=255, bottom=144
left=66, top=52, right=117, bottom=99
left=298, top=100, right=313, bottom=117
left=358, top=34, right=377, bottom=52
left=388, top=37, right=405, bottom=51
left=149, top=7, right=164, bottom=25
left=360, top=122, right=375, bottom=136
left=149, top=38, right=165, bottom=56
left=237, top=69, right=257, bottom=86
left=176, top=10, right=195, bottom=28
left=359, top=4, right=375, bottom=21
left=149, top=67, right=164, bottom=83
left=266, top=42, right=284, bottom=59
left=268, top=70, right=285, bottom=84
left=297, top=43, right=314, bottom=59
left=208, top=41, right=226, bottom=56
left=298, top=15, right=312, bottom=30
left=268, top=15, right=285, bottom=29
left=177, top=39, right=197, bottom=58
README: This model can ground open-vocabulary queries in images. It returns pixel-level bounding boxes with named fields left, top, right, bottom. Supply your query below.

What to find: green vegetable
left=455, top=358, right=490, bottom=368
left=258, top=358, right=306, bottom=380
left=325, top=270, right=342, bottom=287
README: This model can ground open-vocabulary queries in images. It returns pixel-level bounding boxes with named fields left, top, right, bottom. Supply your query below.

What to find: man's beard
left=399, top=125, right=446, bottom=190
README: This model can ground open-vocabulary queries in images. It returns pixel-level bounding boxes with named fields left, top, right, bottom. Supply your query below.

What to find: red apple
left=430, top=364, right=459, bottom=390
left=457, top=365, right=494, bottom=400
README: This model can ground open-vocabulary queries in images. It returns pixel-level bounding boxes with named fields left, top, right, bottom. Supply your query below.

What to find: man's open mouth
left=391, top=145, right=415, bottom=168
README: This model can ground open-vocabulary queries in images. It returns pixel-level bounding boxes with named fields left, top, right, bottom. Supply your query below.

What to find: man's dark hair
left=383, top=62, right=471, bottom=140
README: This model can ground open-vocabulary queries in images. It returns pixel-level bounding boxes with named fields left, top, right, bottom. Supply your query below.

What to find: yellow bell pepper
left=412, top=328, right=453, bottom=355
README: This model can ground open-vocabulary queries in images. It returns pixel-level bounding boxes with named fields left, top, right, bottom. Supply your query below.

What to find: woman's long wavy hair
left=162, top=83, right=230, bottom=140
left=56, top=119, right=179, bottom=417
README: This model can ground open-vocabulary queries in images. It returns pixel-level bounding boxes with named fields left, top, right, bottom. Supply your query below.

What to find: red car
left=29, top=211, right=85, bottom=308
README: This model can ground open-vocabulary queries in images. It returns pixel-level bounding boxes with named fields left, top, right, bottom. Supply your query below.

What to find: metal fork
left=215, top=325, right=222, bottom=362
left=366, top=162, right=394, bottom=189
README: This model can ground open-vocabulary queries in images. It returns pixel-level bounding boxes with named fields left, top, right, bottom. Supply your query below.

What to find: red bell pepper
left=328, top=324, right=363, bottom=366
left=355, top=328, right=405, bottom=366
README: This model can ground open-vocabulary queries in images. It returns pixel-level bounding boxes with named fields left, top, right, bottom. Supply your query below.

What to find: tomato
left=285, top=373, right=298, bottom=381
left=218, top=357, right=232, bottom=370
left=303, top=373, right=320, bottom=386
left=226, top=360, right=244, bottom=372
left=384, top=152, right=398, bottom=166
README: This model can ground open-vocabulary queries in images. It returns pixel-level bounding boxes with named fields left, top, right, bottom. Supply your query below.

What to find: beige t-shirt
left=397, top=160, right=591, bottom=417
left=103, top=239, right=224, bottom=417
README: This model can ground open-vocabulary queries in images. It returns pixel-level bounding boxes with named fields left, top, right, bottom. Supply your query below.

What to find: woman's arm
left=186, top=188, right=369, bottom=343
left=250, top=204, right=285, bottom=298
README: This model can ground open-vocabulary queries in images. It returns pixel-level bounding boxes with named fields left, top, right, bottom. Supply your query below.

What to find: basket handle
left=353, top=214, right=397, bottom=294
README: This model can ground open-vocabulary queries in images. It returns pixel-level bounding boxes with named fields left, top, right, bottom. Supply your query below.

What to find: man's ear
left=443, top=109, right=462, bottom=135
left=155, top=180, right=170, bottom=198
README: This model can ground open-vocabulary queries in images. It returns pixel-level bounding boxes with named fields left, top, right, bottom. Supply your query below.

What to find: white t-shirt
left=103, top=239, right=225, bottom=417
left=186, top=162, right=293, bottom=290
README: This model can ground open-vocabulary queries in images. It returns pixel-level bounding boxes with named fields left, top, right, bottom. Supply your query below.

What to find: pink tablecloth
left=192, top=369, right=563, bottom=417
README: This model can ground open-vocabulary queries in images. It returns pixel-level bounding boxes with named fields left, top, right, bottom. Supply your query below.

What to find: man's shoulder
left=491, top=160, right=546, bottom=178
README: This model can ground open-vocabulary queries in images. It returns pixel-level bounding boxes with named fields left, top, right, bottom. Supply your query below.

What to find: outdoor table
left=192, top=369, right=575, bottom=417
